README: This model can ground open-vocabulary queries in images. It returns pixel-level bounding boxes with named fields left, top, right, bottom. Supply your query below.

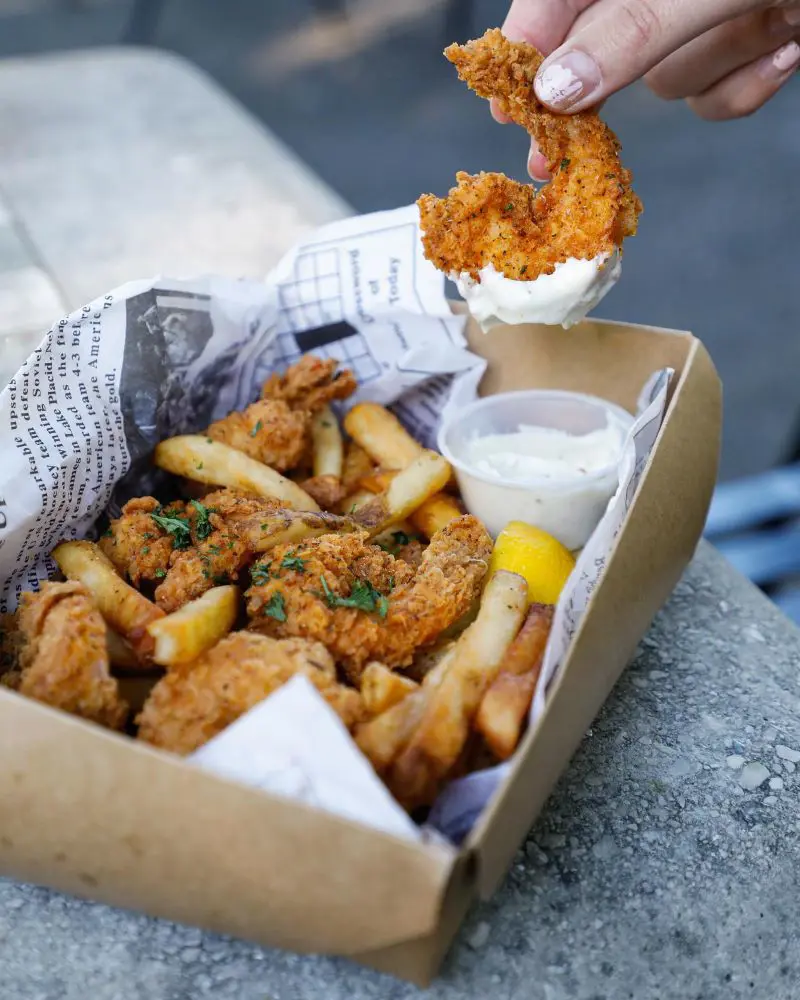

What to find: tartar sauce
left=453, top=252, right=621, bottom=332
left=464, top=422, right=625, bottom=484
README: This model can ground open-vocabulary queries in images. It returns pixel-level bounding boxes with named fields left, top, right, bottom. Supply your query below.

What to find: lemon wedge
left=489, top=521, right=576, bottom=605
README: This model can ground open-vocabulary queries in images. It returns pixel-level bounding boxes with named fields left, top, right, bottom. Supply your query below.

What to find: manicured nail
left=760, top=40, right=800, bottom=80
left=527, top=148, right=550, bottom=182
left=534, top=50, right=602, bottom=111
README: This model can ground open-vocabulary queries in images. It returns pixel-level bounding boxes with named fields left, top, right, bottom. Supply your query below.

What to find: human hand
left=495, top=0, right=800, bottom=180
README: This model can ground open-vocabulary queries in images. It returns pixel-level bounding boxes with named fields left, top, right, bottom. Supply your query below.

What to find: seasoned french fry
left=249, top=509, right=361, bottom=553
left=311, top=406, right=344, bottom=479
left=353, top=451, right=451, bottom=537
left=475, top=602, right=554, bottom=760
left=355, top=647, right=456, bottom=773
left=341, top=442, right=375, bottom=492
left=360, top=662, right=419, bottom=717
left=52, top=541, right=164, bottom=661
left=344, top=403, right=422, bottom=469
left=154, top=436, right=320, bottom=511
left=106, top=629, right=141, bottom=672
left=358, top=470, right=462, bottom=540
left=388, top=570, right=528, bottom=808
left=410, top=493, right=463, bottom=538
left=147, top=585, right=240, bottom=667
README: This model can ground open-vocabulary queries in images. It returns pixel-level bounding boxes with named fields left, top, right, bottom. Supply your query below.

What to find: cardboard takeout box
left=0, top=314, right=721, bottom=985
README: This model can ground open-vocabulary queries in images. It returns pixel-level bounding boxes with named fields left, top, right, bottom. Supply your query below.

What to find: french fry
left=53, top=541, right=164, bottom=661
left=360, top=662, right=419, bottom=717
left=355, top=647, right=456, bottom=773
left=311, top=406, right=343, bottom=479
left=410, top=493, right=463, bottom=538
left=344, top=403, right=423, bottom=470
left=154, top=436, right=320, bottom=511
left=387, top=570, right=528, bottom=808
left=358, top=470, right=462, bottom=540
left=106, top=629, right=141, bottom=672
left=341, top=442, right=375, bottom=492
left=248, top=509, right=361, bottom=553
left=475, top=602, right=554, bottom=760
left=147, top=585, right=240, bottom=667
left=337, top=489, right=374, bottom=515
left=353, top=451, right=451, bottom=537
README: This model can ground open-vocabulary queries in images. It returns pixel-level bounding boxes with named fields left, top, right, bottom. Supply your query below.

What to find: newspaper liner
left=0, top=204, right=669, bottom=844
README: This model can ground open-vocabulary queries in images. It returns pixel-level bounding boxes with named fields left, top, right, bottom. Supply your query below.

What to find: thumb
left=534, top=0, right=760, bottom=111
left=503, top=0, right=597, bottom=53
left=491, top=0, right=597, bottom=122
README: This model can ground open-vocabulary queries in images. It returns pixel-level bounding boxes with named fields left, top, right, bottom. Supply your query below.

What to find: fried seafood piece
left=246, top=515, right=492, bottom=682
left=0, top=613, right=22, bottom=690
left=206, top=355, right=357, bottom=471
left=99, top=496, right=185, bottom=585
left=300, top=474, right=346, bottom=512
left=261, top=354, right=357, bottom=412
left=154, top=489, right=286, bottom=612
left=417, top=29, right=641, bottom=281
left=153, top=489, right=357, bottom=613
left=136, top=632, right=364, bottom=754
left=15, top=581, right=128, bottom=730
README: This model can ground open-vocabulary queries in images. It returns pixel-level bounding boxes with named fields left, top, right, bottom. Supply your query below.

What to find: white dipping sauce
left=452, top=414, right=630, bottom=549
left=465, top=423, right=625, bottom=484
left=454, top=252, right=621, bottom=332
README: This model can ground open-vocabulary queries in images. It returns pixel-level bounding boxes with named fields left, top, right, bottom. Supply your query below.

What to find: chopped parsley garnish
left=280, top=552, right=306, bottom=573
left=263, top=592, right=287, bottom=622
left=250, top=420, right=263, bottom=438
left=377, top=529, right=417, bottom=554
left=504, top=201, right=514, bottom=211
left=190, top=499, right=214, bottom=540
left=320, top=575, right=389, bottom=618
left=251, top=563, right=271, bottom=586
left=150, top=511, right=192, bottom=549
left=196, top=461, right=204, bottom=471
left=141, top=546, right=149, bottom=555
left=101, top=528, right=113, bottom=538
left=560, top=157, right=571, bottom=171
left=154, top=568, right=166, bottom=579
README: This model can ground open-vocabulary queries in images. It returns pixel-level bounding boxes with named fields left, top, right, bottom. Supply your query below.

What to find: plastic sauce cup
left=438, top=389, right=634, bottom=550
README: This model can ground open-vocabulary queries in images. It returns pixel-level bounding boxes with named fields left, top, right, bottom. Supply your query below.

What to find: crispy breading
left=99, top=496, right=183, bottom=585
left=206, top=398, right=309, bottom=471
left=418, top=29, right=642, bottom=281
left=300, top=474, right=346, bottom=511
left=154, top=490, right=286, bottom=612
left=205, top=355, right=356, bottom=472
left=15, top=581, right=128, bottom=730
left=261, top=355, right=357, bottom=412
left=136, top=632, right=364, bottom=754
left=246, top=515, right=492, bottom=682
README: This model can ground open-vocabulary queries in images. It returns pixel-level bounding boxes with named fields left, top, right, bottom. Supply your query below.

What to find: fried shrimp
left=246, top=515, right=492, bottom=682
left=417, top=28, right=642, bottom=283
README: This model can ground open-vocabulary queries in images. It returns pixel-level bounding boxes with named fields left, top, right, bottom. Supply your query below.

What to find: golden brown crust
left=417, top=29, right=642, bottom=281
left=136, top=632, right=364, bottom=754
left=16, top=581, right=128, bottom=730
left=246, top=515, right=492, bottom=682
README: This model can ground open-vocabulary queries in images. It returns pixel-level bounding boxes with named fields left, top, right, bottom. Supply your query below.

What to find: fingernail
left=527, top=148, right=550, bottom=182
left=783, top=6, right=800, bottom=27
left=760, top=40, right=800, bottom=80
left=534, top=50, right=602, bottom=111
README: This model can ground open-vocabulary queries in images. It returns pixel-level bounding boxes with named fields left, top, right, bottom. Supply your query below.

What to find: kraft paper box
left=0, top=208, right=721, bottom=985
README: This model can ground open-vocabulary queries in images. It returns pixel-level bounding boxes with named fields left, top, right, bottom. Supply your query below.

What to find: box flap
left=460, top=319, right=722, bottom=897
left=0, top=690, right=457, bottom=955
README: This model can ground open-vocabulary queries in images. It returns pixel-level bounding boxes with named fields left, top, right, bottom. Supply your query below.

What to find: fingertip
left=490, top=98, right=512, bottom=124
left=527, top=145, right=550, bottom=182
